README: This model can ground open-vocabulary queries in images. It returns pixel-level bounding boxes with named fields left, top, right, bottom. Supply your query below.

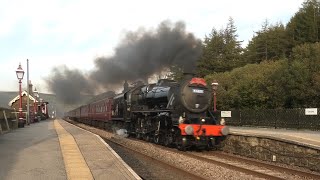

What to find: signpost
left=305, top=108, right=317, bottom=115
left=221, top=111, right=232, bottom=118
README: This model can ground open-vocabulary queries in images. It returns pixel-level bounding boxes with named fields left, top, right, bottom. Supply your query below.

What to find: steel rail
left=104, top=138, right=206, bottom=180
left=210, top=151, right=320, bottom=179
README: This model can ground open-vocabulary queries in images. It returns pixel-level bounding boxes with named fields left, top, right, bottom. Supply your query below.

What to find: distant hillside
left=0, top=91, right=93, bottom=117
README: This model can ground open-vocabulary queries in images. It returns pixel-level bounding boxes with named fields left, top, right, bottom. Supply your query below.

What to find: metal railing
left=215, top=108, right=320, bottom=130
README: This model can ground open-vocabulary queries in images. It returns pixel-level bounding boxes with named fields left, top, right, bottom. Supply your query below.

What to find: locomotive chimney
left=183, top=72, right=195, bottom=80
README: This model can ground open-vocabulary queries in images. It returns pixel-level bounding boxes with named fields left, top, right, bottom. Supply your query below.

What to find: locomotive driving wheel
left=176, top=135, right=186, bottom=151
left=206, top=138, right=215, bottom=151
left=164, top=133, right=173, bottom=147
left=143, top=134, right=151, bottom=142
left=136, top=133, right=142, bottom=139
left=153, top=135, right=160, bottom=144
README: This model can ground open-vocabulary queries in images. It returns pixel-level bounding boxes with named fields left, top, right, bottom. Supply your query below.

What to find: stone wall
left=222, top=135, right=320, bottom=172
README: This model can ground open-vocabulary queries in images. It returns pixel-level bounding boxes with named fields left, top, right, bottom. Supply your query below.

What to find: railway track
left=204, top=151, right=320, bottom=179
left=128, top=138, right=320, bottom=180
left=104, top=138, right=206, bottom=180
left=184, top=151, right=320, bottom=180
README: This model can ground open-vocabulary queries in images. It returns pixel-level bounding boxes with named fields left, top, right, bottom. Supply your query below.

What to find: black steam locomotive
left=110, top=74, right=229, bottom=150
left=68, top=74, right=228, bottom=150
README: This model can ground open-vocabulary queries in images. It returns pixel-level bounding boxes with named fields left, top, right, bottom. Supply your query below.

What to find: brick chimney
left=29, top=80, right=33, bottom=96
left=123, top=80, right=129, bottom=93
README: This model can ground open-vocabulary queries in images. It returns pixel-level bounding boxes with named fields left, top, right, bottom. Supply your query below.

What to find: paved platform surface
left=230, top=126, right=320, bottom=150
left=0, top=119, right=66, bottom=180
left=57, top=119, right=141, bottom=180
left=0, top=119, right=141, bottom=180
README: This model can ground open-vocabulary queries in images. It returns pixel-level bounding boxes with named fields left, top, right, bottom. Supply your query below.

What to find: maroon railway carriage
left=68, top=98, right=112, bottom=128
left=88, top=98, right=112, bottom=128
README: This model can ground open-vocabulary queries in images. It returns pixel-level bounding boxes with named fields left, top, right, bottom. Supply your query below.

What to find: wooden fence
left=0, top=107, right=18, bottom=133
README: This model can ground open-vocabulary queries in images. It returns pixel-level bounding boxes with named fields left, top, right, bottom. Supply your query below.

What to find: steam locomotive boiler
left=113, top=74, right=229, bottom=150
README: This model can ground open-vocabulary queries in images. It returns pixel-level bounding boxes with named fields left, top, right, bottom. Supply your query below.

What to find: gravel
left=71, top=121, right=264, bottom=180
left=107, top=139, right=200, bottom=180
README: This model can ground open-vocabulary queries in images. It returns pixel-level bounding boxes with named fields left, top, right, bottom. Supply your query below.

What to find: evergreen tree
left=197, top=28, right=225, bottom=77
left=287, top=0, right=320, bottom=46
left=224, top=17, right=244, bottom=68
left=197, top=17, right=243, bottom=76
left=243, top=21, right=289, bottom=64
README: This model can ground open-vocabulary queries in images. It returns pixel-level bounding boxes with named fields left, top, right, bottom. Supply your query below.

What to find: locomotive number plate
left=192, top=89, right=204, bottom=93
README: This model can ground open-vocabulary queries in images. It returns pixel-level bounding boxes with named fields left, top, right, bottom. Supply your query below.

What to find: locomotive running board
left=131, top=109, right=172, bottom=113
left=111, top=118, right=124, bottom=121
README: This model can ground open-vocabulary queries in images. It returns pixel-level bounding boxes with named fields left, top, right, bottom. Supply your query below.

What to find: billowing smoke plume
left=91, top=21, right=202, bottom=86
left=47, top=66, right=93, bottom=104
left=47, top=20, right=202, bottom=104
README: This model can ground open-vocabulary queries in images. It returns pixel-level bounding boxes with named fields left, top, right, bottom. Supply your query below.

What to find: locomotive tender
left=67, top=74, right=229, bottom=150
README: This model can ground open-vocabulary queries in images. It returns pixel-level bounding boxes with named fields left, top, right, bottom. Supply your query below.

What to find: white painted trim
left=8, top=90, right=37, bottom=107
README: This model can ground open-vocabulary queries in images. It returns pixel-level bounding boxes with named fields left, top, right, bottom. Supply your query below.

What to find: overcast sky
left=0, top=0, right=304, bottom=93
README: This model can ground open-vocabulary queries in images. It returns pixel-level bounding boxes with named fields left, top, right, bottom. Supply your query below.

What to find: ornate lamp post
left=16, top=63, right=25, bottom=127
left=211, top=80, right=219, bottom=112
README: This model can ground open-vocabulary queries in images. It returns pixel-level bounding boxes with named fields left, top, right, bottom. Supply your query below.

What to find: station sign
left=305, top=108, right=317, bottom=115
left=221, top=111, right=231, bottom=117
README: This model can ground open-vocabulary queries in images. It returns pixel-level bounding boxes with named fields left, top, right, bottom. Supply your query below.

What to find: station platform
left=229, top=126, right=320, bottom=150
left=0, top=119, right=141, bottom=180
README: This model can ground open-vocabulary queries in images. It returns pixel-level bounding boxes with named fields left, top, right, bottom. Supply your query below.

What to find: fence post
left=3, top=110, right=10, bottom=131
left=239, top=110, right=242, bottom=126
left=274, top=110, right=277, bottom=129
left=12, top=112, right=18, bottom=129
left=297, top=109, right=300, bottom=130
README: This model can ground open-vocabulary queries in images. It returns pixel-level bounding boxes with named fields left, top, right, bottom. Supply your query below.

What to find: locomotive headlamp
left=220, top=118, right=225, bottom=125
left=179, top=116, right=184, bottom=124
left=185, top=125, right=194, bottom=135
left=221, top=126, right=229, bottom=136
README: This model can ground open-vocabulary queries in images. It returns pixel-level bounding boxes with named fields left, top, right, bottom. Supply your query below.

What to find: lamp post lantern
left=16, top=63, right=25, bottom=127
left=211, top=80, right=219, bottom=112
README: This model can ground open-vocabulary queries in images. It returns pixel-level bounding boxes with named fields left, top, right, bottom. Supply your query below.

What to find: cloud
left=46, top=21, right=203, bottom=104
left=0, top=0, right=304, bottom=42
left=0, top=0, right=304, bottom=93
